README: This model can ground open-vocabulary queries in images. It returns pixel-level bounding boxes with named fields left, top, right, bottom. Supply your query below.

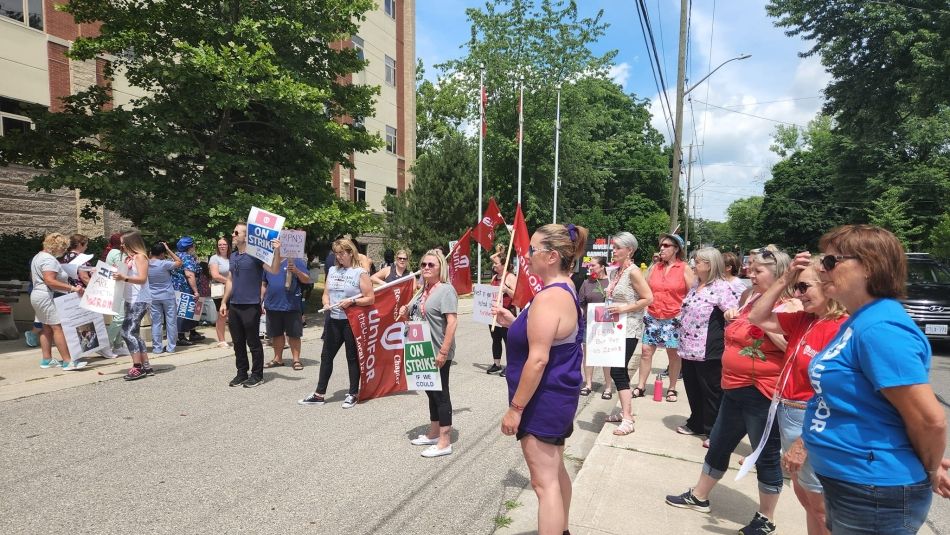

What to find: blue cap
left=660, top=233, right=685, bottom=250
left=177, top=236, right=195, bottom=252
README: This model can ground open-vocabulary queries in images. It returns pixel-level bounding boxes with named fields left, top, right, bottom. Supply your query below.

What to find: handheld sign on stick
left=490, top=225, right=517, bottom=331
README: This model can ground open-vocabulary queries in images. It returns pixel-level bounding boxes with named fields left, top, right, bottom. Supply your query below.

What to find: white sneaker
left=341, top=394, right=357, bottom=409
left=421, top=444, right=452, bottom=458
left=98, top=349, right=118, bottom=359
left=62, top=360, right=88, bottom=371
left=410, top=434, right=439, bottom=446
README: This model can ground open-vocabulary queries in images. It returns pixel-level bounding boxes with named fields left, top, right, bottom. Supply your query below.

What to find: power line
left=691, top=99, right=806, bottom=127
left=635, top=0, right=676, bottom=137
left=633, top=3, right=673, bottom=139
left=715, top=96, right=823, bottom=108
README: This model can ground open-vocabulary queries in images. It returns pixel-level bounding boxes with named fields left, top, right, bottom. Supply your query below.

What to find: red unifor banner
left=473, top=197, right=505, bottom=252
left=512, top=203, right=543, bottom=308
left=448, top=228, right=473, bottom=295
left=346, top=275, right=416, bottom=402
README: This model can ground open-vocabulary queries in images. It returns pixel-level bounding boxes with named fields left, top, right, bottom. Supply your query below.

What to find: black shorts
left=265, top=310, right=303, bottom=338
left=516, top=423, right=574, bottom=446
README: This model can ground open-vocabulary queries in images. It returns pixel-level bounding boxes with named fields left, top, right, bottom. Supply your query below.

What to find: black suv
left=900, top=253, right=950, bottom=341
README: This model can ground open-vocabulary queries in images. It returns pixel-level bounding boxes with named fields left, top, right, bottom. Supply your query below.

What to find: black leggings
left=610, top=338, right=639, bottom=391
left=229, top=303, right=264, bottom=377
left=426, top=363, right=452, bottom=426
left=317, top=317, right=360, bottom=396
left=489, top=325, right=508, bottom=361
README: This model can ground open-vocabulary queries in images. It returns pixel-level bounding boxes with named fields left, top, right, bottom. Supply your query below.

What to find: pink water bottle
left=653, top=375, right=664, bottom=402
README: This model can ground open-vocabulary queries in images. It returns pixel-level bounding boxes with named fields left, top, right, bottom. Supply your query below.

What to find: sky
left=415, top=0, right=832, bottom=222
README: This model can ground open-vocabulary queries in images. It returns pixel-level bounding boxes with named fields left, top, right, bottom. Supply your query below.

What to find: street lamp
left=669, top=53, right=750, bottom=234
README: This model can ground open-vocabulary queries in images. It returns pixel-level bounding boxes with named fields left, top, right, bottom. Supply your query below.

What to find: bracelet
left=510, top=401, right=525, bottom=412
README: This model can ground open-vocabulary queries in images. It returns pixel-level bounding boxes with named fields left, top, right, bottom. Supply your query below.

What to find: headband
left=566, top=223, right=578, bottom=242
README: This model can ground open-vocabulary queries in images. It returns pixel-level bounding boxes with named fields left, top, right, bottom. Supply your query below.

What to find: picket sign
left=403, top=321, right=443, bottom=391
left=246, top=207, right=285, bottom=264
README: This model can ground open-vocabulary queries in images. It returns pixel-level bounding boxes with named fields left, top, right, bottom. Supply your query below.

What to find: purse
left=210, top=282, right=225, bottom=299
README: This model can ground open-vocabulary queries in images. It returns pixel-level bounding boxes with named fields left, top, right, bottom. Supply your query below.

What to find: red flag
left=346, top=276, right=416, bottom=402
left=480, top=84, right=487, bottom=138
left=473, top=197, right=505, bottom=252
left=448, top=228, right=473, bottom=295
left=512, top=204, right=542, bottom=308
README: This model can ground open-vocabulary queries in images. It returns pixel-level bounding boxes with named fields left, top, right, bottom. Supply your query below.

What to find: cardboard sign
left=471, top=284, right=497, bottom=325
left=55, top=292, right=110, bottom=358
left=279, top=230, right=306, bottom=259
left=403, top=321, right=442, bottom=391
left=80, top=261, right=124, bottom=315
left=176, top=292, right=204, bottom=320
left=584, top=303, right=625, bottom=367
left=246, top=206, right=285, bottom=264
left=61, top=253, right=94, bottom=280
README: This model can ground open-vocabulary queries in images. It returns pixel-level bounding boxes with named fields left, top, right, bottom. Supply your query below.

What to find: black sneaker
left=486, top=363, right=503, bottom=374
left=229, top=374, right=248, bottom=387
left=189, top=332, right=206, bottom=342
left=298, top=392, right=325, bottom=405
left=499, top=367, right=506, bottom=377
left=243, top=375, right=263, bottom=388
left=177, top=338, right=195, bottom=347
left=143, top=365, right=155, bottom=376
left=665, top=489, right=710, bottom=513
left=738, top=512, right=776, bottom=535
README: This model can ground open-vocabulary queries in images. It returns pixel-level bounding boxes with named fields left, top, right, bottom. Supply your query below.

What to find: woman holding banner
left=371, top=248, right=413, bottom=286
left=30, top=233, right=86, bottom=370
left=113, top=231, right=153, bottom=381
left=298, top=238, right=373, bottom=409
left=400, top=250, right=458, bottom=458
left=577, top=256, right=612, bottom=397
left=486, top=246, right=516, bottom=376
left=493, top=223, right=587, bottom=535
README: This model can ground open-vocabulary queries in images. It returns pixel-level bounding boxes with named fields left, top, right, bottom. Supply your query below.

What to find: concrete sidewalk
left=497, top=348, right=939, bottom=535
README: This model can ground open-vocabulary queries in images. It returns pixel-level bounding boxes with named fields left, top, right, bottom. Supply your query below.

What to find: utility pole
left=684, top=143, right=694, bottom=254
left=668, top=0, right=689, bottom=234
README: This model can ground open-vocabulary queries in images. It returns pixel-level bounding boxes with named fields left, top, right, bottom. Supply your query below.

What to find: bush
left=0, top=233, right=110, bottom=280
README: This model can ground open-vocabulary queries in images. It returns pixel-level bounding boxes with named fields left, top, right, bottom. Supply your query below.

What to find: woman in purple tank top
left=492, top=223, right=588, bottom=535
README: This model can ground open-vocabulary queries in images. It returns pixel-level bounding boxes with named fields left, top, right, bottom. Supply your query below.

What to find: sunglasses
left=659, top=243, right=674, bottom=249
left=821, top=254, right=857, bottom=271
left=232, top=230, right=240, bottom=235
left=529, top=245, right=551, bottom=256
left=396, top=257, right=408, bottom=261
left=792, top=281, right=812, bottom=294
left=420, top=261, right=438, bottom=269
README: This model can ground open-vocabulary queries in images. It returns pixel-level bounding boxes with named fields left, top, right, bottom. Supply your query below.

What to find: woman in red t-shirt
left=665, top=246, right=791, bottom=535
left=749, top=254, right=847, bottom=535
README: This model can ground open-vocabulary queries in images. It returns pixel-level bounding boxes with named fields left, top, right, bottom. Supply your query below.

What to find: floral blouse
left=678, top=278, right=740, bottom=361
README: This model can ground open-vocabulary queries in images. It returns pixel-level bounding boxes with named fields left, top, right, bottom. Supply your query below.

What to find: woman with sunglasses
left=492, top=223, right=587, bottom=535
left=748, top=254, right=848, bottom=535
left=400, top=250, right=459, bottom=458
left=112, top=231, right=153, bottom=381
left=298, top=238, right=374, bottom=409
left=637, top=233, right=693, bottom=402
left=787, top=226, right=950, bottom=533
left=666, top=246, right=791, bottom=535
left=371, top=248, right=414, bottom=287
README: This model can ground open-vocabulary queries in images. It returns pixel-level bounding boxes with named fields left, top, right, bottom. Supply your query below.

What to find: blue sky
left=416, top=0, right=831, bottom=222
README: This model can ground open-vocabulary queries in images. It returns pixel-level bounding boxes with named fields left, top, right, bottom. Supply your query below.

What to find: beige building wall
left=0, top=20, right=50, bottom=106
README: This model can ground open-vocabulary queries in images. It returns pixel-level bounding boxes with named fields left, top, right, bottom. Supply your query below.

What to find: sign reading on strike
left=246, top=206, right=285, bottom=265
left=176, top=292, right=203, bottom=320
left=403, top=321, right=442, bottom=391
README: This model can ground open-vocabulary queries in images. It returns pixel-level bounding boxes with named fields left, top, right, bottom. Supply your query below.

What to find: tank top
left=647, top=260, right=689, bottom=319
left=608, top=264, right=644, bottom=338
left=326, top=266, right=364, bottom=319
left=491, top=274, right=514, bottom=310
left=505, top=282, right=584, bottom=438
left=124, top=256, right=152, bottom=304
left=385, top=265, right=411, bottom=283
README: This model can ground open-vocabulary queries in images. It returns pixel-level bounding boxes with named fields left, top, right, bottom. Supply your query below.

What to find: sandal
left=665, top=389, right=678, bottom=402
left=613, top=419, right=635, bottom=436
left=292, top=361, right=304, bottom=371
left=601, top=390, right=613, bottom=400
left=579, top=387, right=592, bottom=396
left=605, top=413, right=624, bottom=423
left=264, top=360, right=285, bottom=368
left=631, top=386, right=646, bottom=398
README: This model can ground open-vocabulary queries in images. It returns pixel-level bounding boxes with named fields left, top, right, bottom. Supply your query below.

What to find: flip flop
left=579, top=387, right=592, bottom=396
left=264, top=360, right=285, bottom=368
left=292, top=361, right=304, bottom=371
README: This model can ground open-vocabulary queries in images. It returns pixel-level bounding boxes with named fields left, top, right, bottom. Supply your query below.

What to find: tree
left=725, top=197, right=763, bottom=253
left=0, top=0, right=380, bottom=238
left=929, top=213, right=950, bottom=260
left=868, top=187, right=925, bottom=249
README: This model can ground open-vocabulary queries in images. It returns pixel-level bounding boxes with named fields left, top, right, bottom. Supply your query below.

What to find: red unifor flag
left=448, top=228, right=473, bottom=295
left=481, top=84, right=487, bottom=138
left=512, top=203, right=543, bottom=308
left=346, top=276, right=416, bottom=402
left=473, top=197, right=505, bottom=252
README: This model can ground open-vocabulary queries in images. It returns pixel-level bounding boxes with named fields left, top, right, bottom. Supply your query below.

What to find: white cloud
left=608, top=62, right=631, bottom=89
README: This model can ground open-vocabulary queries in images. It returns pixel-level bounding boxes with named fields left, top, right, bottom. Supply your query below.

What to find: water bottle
left=653, top=375, right=664, bottom=402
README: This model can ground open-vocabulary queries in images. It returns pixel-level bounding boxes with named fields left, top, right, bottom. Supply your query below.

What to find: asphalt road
left=0, top=319, right=546, bottom=535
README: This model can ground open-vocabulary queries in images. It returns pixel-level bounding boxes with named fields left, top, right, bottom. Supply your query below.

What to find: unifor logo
left=929, top=305, right=945, bottom=312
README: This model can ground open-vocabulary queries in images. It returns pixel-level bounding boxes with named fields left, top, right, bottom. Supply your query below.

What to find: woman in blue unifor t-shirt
left=784, top=225, right=950, bottom=534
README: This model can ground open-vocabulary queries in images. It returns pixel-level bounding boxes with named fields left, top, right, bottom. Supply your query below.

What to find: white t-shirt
left=31, top=251, right=65, bottom=294
left=124, top=257, right=152, bottom=304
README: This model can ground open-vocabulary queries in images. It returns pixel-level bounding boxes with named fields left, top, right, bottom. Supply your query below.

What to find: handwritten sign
left=403, top=321, right=442, bottom=391
left=279, top=230, right=306, bottom=259
left=80, top=261, right=124, bottom=315
left=246, top=206, right=285, bottom=264
left=584, top=303, right=625, bottom=367
left=56, top=292, right=109, bottom=358
left=471, top=284, right=497, bottom=325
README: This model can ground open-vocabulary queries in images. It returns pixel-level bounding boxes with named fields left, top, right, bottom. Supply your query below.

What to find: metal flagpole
left=517, top=75, right=524, bottom=205
left=477, top=64, right=485, bottom=284
left=552, top=84, right=561, bottom=224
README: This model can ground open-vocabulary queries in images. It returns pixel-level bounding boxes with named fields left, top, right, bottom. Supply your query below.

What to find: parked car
left=900, top=253, right=950, bottom=341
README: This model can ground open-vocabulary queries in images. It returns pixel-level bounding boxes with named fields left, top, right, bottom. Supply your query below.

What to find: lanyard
left=419, top=282, right=440, bottom=317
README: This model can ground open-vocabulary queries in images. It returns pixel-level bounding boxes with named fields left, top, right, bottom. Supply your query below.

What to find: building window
left=384, top=0, right=396, bottom=19
left=384, top=55, right=396, bottom=86
left=385, top=126, right=397, bottom=154
left=385, top=187, right=397, bottom=213
left=1, top=0, right=44, bottom=30
left=0, top=97, right=33, bottom=137
left=351, top=35, right=364, bottom=62
left=354, top=180, right=367, bottom=203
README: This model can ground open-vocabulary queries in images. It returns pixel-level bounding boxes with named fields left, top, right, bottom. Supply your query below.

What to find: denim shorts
left=641, top=313, right=680, bottom=349
left=818, top=474, right=932, bottom=534
left=777, top=404, right=823, bottom=493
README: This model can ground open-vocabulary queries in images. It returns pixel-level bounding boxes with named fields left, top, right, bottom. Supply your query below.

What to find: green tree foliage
left=0, top=0, right=380, bottom=239
left=725, top=196, right=763, bottom=253
left=929, top=213, right=950, bottom=260
left=868, top=187, right=925, bottom=249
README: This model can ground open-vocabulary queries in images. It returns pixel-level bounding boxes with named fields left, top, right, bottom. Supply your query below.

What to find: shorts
left=265, top=310, right=303, bottom=338
left=30, top=290, right=60, bottom=325
left=777, top=404, right=823, bottom=493
left=517, top=423, right=574, bottom=446
left=641, top=313, right=680, bottom=348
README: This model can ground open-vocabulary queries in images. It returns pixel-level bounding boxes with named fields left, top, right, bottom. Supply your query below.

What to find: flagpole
left=477, top=64, right=485, bottom=285
left=552, top=84, right=561, bottom=224
left=517, top=75, right=524, bottom=206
